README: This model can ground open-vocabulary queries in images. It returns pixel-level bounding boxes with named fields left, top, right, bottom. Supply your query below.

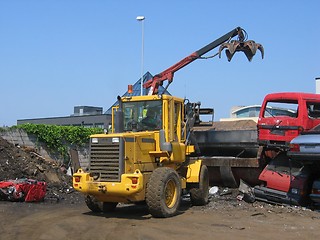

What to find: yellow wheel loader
left=73, top=95, right=209, bottom=217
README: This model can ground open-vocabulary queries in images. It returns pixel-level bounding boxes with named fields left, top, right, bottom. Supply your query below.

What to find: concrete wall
left=17, top=114, right=111, bottom=130
left=0, top=129, right=90, bottom=170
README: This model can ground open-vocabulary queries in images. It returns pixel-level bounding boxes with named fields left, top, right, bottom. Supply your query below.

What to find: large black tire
left=85, top=195, right=103, bottom=212
left=102, top=202, right=118, bottom=212
left=146, top=167, right=182, bottom=218
left=190, top=165, right=209, bottom=206
left=85, top=195, right=118, bottom=213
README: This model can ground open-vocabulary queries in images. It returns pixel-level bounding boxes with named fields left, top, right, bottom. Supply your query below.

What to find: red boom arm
left=143, top=27, right=245, bottom=95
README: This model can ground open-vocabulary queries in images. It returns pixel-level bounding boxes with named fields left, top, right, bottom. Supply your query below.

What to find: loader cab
left=114, top=94, right=191, bottom=164
left=123, top=100, right=163, bottom=132
left=115, top=94, right=186, bottom=144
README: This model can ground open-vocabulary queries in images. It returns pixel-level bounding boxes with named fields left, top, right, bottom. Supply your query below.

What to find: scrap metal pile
left=0, top=136, right=78, bottom=203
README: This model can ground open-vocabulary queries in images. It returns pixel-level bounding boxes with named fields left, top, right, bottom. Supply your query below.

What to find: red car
left=254, top=154, right=312, bottom=206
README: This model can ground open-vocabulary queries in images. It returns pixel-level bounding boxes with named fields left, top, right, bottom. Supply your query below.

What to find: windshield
left=307, top=102, right=320, bottom=119
left=305, top=123, right=320, bottom=134
left=123, top=100, right=162, bottom=132
left=263, top=101, right=298, bottom=118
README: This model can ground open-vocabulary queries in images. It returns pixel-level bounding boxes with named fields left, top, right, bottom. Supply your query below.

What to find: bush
left=16, top=124, right=103, bottom=160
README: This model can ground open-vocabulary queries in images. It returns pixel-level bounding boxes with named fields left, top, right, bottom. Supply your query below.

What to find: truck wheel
left=85, top=195, right=103, bottom=212
left=190, top=165, right=209, bottom=206
left=102, top=202, right=118, bottom=212
left=146, top=167, right=181, bottom=218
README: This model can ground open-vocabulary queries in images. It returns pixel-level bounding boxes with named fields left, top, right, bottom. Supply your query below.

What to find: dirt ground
left=0, top=136, right=319, bottom=240
left=0, top=193, right=319, bottom=240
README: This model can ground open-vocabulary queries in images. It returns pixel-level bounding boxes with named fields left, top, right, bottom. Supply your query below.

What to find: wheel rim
left=165, top=179, right=177, bottom=208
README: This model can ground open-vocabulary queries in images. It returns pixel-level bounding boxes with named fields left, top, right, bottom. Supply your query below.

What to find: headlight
left=112, top=137, right=120, bottom=143
left=91, top=138, right=98, bottom=144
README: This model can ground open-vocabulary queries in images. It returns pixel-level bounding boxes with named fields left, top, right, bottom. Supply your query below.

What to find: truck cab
left=258, top=92, right=320, bottom=151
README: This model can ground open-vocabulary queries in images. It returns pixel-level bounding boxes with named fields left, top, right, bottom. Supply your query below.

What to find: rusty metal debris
left=0, top=178, right=46, bottom=202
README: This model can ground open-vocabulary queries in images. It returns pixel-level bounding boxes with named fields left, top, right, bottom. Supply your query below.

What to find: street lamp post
left=136, top=16, right=145, bottom=96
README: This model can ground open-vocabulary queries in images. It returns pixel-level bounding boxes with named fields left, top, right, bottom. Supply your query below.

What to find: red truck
left=254, top=92, right=320, bottom=205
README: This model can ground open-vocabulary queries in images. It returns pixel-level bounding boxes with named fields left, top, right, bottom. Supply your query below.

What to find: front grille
left=89, top=138, right=123, bottom=182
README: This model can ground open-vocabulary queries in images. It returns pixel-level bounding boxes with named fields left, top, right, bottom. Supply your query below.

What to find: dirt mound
left=194, top=119, right=257, bottom=131
left=0, top=136, right=82, bottom=203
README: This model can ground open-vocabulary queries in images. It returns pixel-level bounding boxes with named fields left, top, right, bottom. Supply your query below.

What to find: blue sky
left=1, top=1, right=319, bottom=126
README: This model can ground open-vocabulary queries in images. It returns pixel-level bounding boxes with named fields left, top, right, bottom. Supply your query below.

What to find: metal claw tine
left=225, top=50, right=234, bottom=62
left=218, top=44, right=228, bottom=58
left=257, top=44, right=264, bottom=59
left=228, top=40, right=241, bottom=55
left=243, top=49, right=254, bottom=62
left=244, top=41, right=264, bottom=59
left=243, top=40, right=258, bottom=55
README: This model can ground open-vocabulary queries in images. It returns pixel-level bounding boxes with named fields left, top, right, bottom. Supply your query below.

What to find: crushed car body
left=0, top=178, right=46, bottom=202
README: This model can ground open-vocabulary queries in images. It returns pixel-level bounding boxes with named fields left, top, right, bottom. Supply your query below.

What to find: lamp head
left=136, top=16, right=145, bottom=21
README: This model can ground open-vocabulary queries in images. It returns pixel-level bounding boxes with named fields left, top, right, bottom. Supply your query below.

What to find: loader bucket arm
left=144, top=27, right=263, bottom=95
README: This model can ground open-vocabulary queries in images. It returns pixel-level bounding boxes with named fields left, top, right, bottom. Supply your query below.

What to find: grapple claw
left=219, top=39, right=264, bottom=62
